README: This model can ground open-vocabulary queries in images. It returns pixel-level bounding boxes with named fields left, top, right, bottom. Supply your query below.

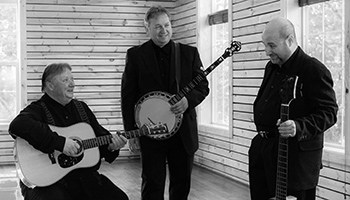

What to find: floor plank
left=0, top=160, right=250, bottom=200
left=100, top=159, right=250, bottom=200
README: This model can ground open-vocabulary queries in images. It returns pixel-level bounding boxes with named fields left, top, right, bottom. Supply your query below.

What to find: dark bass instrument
left=270, top=75, right=299, bottom=200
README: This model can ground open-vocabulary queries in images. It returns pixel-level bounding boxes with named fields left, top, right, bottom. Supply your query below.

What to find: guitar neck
left=275, top=104, right=290, bottom=199
left=168, top=55, right=228, bottom=105
left=81, top=127, right=147, bottom=150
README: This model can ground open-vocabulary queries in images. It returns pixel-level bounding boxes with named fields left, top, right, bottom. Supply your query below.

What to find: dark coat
left=121, top=40, right=209, bottom=155
left=253, top=47, right=338, bottom=190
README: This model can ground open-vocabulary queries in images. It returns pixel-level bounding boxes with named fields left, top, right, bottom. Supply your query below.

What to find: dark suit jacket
left=253, top=47, right=338, bottom=190
left=121, top=40, right=209, bottom=155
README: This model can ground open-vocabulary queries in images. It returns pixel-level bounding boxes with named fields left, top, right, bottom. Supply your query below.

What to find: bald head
left=264, top=17, right=297, bottom=43
left=261, top=17, right=298, bottom=66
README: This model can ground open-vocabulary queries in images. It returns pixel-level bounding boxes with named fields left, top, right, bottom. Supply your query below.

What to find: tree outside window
left=303, top=0, right=345, bottom=148
left=0, top=2, right=18, bottom=123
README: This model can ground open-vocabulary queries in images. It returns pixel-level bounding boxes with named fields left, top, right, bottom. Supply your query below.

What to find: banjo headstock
left=222, top=41, right=242, bottom=59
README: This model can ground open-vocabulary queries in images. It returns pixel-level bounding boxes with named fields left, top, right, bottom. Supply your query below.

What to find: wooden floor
left=0, top=159, right=250, bottom=200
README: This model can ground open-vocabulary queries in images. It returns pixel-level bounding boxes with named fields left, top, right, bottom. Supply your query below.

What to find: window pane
left=304, top=0, right=344, bottom=147
left=0, top=65, right=16, bottom=121
left=0, top=3, right=18, bottom=123
left=212, top=23, right=229, bottom=125
left=211, top=0, right=229, bottom=125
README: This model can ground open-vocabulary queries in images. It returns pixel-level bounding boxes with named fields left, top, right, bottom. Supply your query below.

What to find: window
left=0, top=0, right=19, bottom=125
left=302, top=0, right=345, bottom=150
left=197, top=0, right=231, bottom=136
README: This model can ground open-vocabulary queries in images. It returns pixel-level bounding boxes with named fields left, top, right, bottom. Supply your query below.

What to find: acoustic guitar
left=14, top=122, right=167, bottom=188
left=270, top=76, right=298, bottom=200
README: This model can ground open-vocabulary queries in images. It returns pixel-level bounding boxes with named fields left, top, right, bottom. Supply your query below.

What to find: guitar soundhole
left=57, top=153, right=84, bottom=168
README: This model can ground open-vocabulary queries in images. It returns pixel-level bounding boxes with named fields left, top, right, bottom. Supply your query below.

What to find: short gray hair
left=41, top=63, right=72, bottom=92
left=144, top=5, right=171, bottom=25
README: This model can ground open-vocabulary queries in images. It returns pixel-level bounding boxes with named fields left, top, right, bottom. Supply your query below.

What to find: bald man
left=249, top=17, right=338, bottom=200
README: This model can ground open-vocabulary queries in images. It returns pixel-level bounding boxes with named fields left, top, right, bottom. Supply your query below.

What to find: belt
left=258, top=131, right=276, bottom=139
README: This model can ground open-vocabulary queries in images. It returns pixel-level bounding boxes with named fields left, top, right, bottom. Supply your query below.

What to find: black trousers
left=20, top=172, right=128, bottom=200
left=248, top=135, right=316, bottom=200
left=140, top=133, right=194, bottom=200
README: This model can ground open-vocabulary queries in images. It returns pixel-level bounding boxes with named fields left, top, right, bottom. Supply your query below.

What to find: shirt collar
left=42, top=93, right=72, bottom=108
left=280, top=46, right=300, bottom=72
left=151, top=39, right=172, bottom=55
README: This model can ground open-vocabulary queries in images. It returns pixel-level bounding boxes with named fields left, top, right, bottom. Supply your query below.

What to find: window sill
left=323, top=146, right=349, bottom=168
left=198, top=123, right=230, bottom=138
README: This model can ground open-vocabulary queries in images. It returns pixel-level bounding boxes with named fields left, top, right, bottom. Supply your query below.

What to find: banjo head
left=135, top=91, right=182, bottom=140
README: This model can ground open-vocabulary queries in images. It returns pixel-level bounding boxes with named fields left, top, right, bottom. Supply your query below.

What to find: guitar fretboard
left=81, top=127, right=148, bottom=150
left=275, top=104, right=289, bottom=200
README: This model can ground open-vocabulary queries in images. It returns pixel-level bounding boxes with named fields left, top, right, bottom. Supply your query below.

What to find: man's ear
left=144, top=22, right=150, bottom=36
left=46, top=81, right=55, bottom=91
left=287, top=34, right=295, bottom=47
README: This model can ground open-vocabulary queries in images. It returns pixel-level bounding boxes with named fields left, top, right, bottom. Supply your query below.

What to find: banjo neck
left=168, top=41, right=241, bottom=105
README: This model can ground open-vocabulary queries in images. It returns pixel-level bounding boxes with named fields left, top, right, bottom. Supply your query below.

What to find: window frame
left=197, top=0, right=233, bottom=138
left=0, top=0, right=26, bottom=130
left=281, top=0, right=350, bottom=165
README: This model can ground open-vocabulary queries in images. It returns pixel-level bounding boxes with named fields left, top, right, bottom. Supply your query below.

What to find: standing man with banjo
left=121, top=5, right=209, bottom=200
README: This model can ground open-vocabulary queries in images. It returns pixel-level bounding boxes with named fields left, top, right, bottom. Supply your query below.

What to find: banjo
left=134, top=41, right=242, bottom=140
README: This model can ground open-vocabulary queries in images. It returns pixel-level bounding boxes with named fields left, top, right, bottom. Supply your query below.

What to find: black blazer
left=254, top=47, right=338, bottom=190
left=121, top=40, right=209, bottom=154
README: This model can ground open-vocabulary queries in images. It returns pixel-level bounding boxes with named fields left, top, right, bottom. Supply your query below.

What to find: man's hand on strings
left=170, top=97, right=188, bottom=115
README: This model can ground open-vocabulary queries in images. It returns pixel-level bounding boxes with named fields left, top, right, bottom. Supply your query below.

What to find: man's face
left=49, top=68, right=75, bottom=105
left=146, top=13, right=172, bottom=47
left=261, top=30, right=292, bottom=66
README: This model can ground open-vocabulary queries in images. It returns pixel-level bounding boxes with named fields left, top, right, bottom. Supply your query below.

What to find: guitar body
left=14, top=122, right=168, bottom=188
left=14, top=123, right=99, bottom=188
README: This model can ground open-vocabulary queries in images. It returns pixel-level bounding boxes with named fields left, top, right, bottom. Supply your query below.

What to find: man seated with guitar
left=249, top=18, right=338, bottom=199
left=9, top=63, right=129, bottom=200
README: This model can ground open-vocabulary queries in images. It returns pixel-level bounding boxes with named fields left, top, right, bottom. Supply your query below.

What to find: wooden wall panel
left=24, top=0, right=176, bottom=159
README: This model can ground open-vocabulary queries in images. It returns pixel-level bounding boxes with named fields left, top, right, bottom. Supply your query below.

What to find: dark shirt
left=9, top=94, right=119, bottom=179
left=152, top=40, right=172, bottom=92
left=254, top=48, right=300, bottom=132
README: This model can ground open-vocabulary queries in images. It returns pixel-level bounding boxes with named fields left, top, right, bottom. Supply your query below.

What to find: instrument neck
left=168, top=55, right=227, bottom=105
left=81, top=127, right=147, bottom=150
left=275, top=104, right=290, bottom=199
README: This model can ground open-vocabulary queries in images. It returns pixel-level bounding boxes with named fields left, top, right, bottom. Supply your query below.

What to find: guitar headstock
left=142, top=123, right=168, bottom=135
left=222, top=41, right=242, bottom=59
left=280, top=75, right=299, bottom=105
